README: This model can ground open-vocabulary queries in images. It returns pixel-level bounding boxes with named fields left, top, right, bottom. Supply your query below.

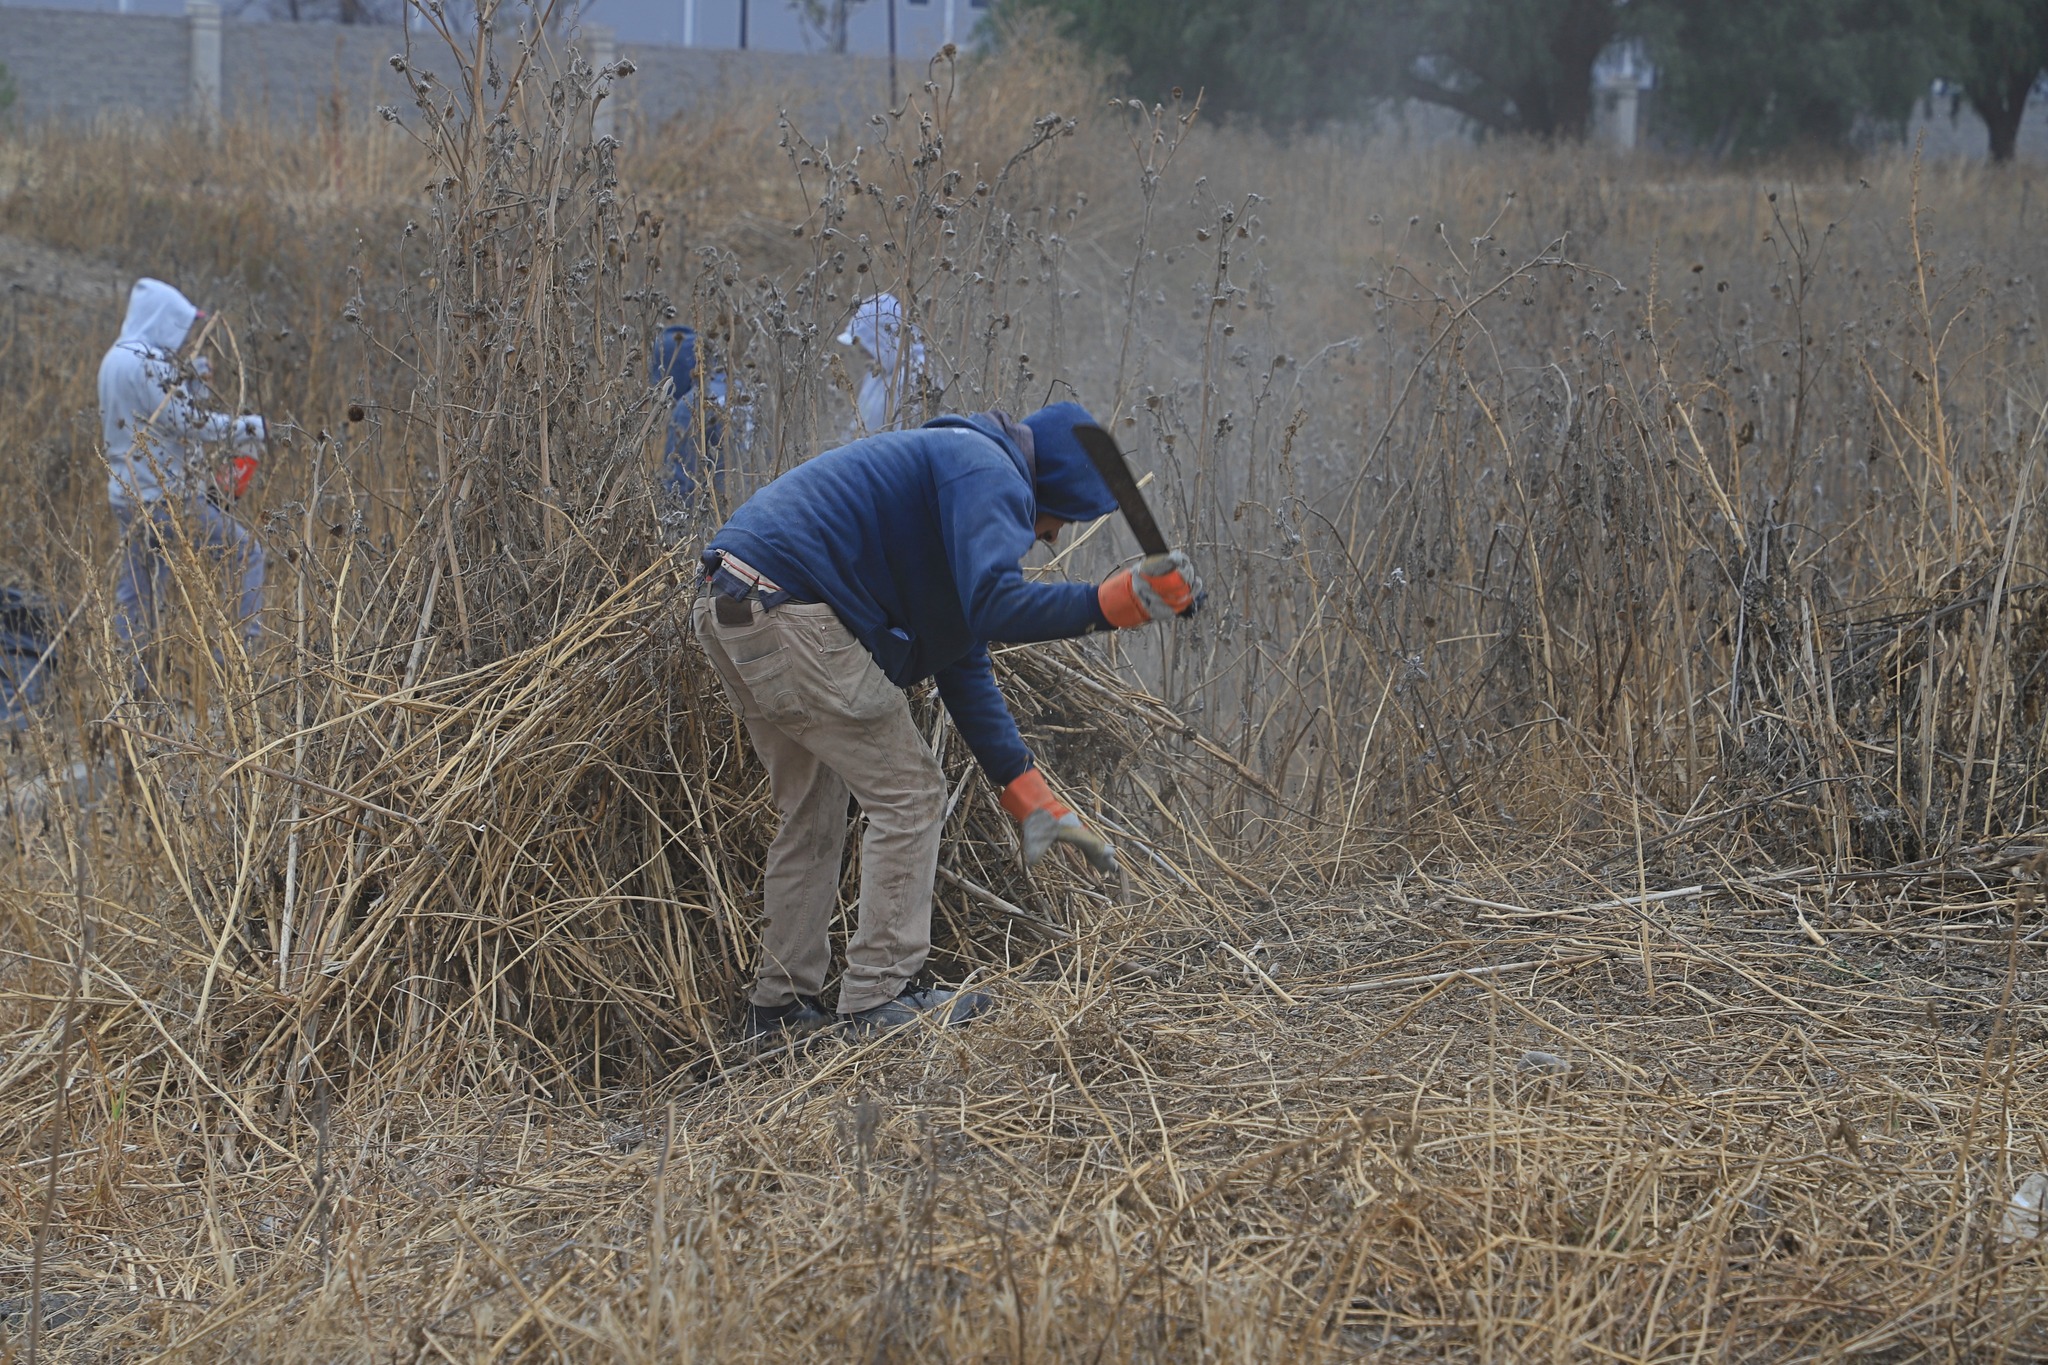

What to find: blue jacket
left=708, top=405, right=1118, bottom=785
left=653, top=324, right=730, bottom=500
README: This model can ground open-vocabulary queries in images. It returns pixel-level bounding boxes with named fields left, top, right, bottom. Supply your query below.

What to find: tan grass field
left=1, top=19, right=2045, bottom=1360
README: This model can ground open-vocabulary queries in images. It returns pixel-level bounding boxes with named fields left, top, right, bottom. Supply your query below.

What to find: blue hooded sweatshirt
left=707, top=401, right=1119, bottom=786
left=653, top=324, right=732, bottom=500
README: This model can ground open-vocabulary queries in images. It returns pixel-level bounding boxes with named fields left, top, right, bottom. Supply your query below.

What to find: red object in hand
left=216, top=455, right=259, bottom=500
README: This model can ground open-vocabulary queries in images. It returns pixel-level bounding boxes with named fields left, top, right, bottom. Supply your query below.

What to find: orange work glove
left=1099, top=550, right=1203, bottom=628
left=998, top=767, right=1118, bottom=873
left=215, top=455, right=259, bottom=500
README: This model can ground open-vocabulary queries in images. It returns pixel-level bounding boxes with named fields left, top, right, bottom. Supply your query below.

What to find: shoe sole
left=847, top=1000, right=994, bottom=1038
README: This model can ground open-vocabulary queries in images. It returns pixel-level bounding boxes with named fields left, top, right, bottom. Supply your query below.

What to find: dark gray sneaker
left=845, top=985, right=995, bottom=1037
left=744, top=994, right=834, bottom=1047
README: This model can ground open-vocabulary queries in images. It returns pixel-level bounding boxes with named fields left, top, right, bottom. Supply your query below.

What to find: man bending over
left=694, top=402, right=1200, bottom=1041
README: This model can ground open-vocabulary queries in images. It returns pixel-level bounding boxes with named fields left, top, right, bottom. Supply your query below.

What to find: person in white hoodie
left=99, top=278, right=269, bottom=678
left=837, top=293, right=929, bottom=436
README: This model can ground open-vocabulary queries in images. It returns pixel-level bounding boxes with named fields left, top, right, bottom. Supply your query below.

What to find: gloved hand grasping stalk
left=1098, top=549, right=1203, bottom=627
left=215, top=415, right=266, bottom=499
left=1000, top=767, right=1118, bottom=873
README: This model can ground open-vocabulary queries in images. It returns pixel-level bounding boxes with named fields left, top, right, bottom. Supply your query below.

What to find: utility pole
left=682, top=0, right=694, bottom=45
left=738, top=0, right=748, bottom=49
left=942, top=0, right=954, bottom=45
left=887, top=0, right=897, bottom=107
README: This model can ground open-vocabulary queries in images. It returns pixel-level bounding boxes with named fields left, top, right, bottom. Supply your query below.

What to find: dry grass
left=1, top=11, right=2045, bottom=1359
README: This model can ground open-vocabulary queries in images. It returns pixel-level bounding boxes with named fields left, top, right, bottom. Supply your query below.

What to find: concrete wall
left=222, top=21, right=416, bottom=124
left=611, top=43, right=887, bottom=131
left=2, top=0, right=987, bottom=56
left=2, top=7, right=189, bottom=124
left=0, top=5, right=892, bottom=132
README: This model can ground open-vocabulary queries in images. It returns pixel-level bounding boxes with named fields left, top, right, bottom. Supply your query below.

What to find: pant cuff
left=836, top=982, right=907, bottom=1015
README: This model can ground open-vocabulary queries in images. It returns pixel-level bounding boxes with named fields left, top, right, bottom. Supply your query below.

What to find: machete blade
left=1074, top=423, right=1170, bottom=557
left=1074, top=421, right=1203, bottom=617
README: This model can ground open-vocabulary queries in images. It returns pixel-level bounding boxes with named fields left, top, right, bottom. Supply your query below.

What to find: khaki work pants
left=692, top=596, right=946, bottom=1014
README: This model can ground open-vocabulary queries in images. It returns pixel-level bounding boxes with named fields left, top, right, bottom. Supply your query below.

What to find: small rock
left=0, top=1293, right=87, bottom=1330
left=1517, top=1049, right=1571, bottom=1076
left=2001, top=1171, right=2048, bottom=1246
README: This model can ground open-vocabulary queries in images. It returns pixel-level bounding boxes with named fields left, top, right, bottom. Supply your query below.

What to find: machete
left=1073, top=422, right=1169, bottom=557
left=1073, top=421, right=1202, bottom=615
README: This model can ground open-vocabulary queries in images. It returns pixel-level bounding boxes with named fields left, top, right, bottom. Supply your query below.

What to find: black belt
left=701, top=550, right=805, bottom=624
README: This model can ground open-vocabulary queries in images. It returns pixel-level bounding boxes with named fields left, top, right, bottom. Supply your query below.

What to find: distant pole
left=942, top=0, right=953, bottom=45
left=683, top=0, right=694, bottom=45
left=1613, top=80, right=1640, bottom=151
left=587, top=25, right=615, bottom=142
left=887, top=0, right=898, bottom=107
left=738, top=0, right=747, bottom=48
left=186, top=0, right=222, bottom=137
left=1594, top=45, right=1643, bottom=151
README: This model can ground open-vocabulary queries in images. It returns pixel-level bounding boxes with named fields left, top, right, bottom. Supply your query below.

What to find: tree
left=1644, top=0, right=1942, bottom=156
left=1004, top=0, right=1629, bottom=135
left=1017, top=0, right=1978, bottom=153
left=796, top=0, right=875, bottom=53
left=251, top=0, right=402, bottom=22
left=1385, top=0, right=1621, bottom=139
left=1940, top=0, right=2048, bottom=161
left=1005, top=0, right=1278, bottom=122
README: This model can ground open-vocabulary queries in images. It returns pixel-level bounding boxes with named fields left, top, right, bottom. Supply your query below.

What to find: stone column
left=187, top=0, right=222, bottom=135
left=586, top=25, right=616, bottom=143
left=1608, top=82, right=1640, bottom=151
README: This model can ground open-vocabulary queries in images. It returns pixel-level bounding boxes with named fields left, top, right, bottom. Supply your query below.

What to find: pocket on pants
left=701, top=603, right=809, bottom=732
left=811, top=615, right=901, bottom=722
left=735, top=637, right=809, bottom=730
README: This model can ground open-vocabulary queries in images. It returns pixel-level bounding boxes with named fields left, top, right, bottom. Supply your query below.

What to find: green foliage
left=1386, top=0, right=1619, bottom=139
left=999, top=0, right=1616, bottom=135
left=1636, top=0, right=1944, bottom=156
left=0, top=62, right=16, bottom=118
left=994, top=0, right=1370, bottom=127
left=1013, top=0, right=2044, bottom=156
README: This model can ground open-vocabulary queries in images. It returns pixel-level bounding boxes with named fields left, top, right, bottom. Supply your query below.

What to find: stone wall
left=1, top=5, right=891, bottom=133
left=220, top=20, right=415, bottom=125
left=2, top=7, right=189, bottom=125
left=610, top=43, right=887, bottom=133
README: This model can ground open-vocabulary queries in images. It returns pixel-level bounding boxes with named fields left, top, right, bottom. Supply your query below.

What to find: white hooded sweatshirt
left=837, top=292, right=928, bottom=435
left=99, top=278, right=263, bottom=513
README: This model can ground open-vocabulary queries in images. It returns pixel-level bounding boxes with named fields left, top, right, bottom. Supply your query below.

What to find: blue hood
left=652, top=325, right=700, bottom=398
left=1023, top=402, right=1119, bottom=523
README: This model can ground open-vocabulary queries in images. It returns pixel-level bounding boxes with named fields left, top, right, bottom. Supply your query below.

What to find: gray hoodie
left=98, top=278, right=263, bottom=512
